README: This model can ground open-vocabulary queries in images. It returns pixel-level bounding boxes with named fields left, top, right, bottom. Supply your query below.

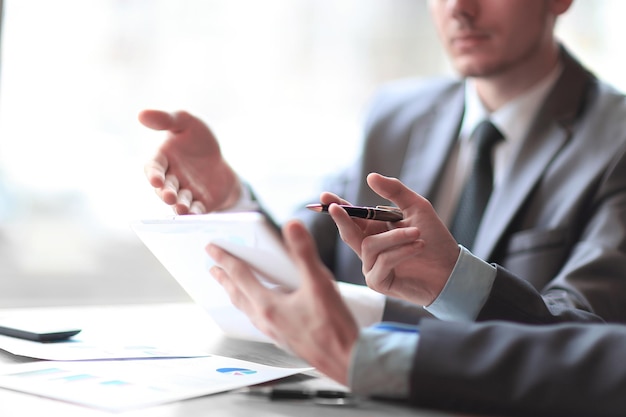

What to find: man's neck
left=473, top=43, right=562, bottom=112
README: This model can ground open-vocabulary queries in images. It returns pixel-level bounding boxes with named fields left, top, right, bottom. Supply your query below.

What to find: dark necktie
left=449, top=120, right=504, bottom=250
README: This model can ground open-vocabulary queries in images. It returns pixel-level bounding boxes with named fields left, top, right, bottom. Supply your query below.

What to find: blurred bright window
left=0, top=0, right=623, bottom=306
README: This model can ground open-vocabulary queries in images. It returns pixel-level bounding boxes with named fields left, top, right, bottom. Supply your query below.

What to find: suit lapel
left=471, top=47, right=595, bottom=259
left=400, top=85, right=465, bottom=198
left=472, top=125, right=570, bottom=258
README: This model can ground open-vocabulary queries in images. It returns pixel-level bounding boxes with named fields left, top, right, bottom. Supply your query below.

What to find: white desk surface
left=0, top=302, right=456, bottom=417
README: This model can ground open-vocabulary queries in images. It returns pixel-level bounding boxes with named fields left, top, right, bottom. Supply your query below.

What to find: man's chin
left=452, top=60, right=504, bottom=79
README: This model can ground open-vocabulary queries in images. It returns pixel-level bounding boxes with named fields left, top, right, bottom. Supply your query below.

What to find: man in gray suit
left=208, top=218, right=626, bottom=417
left=141, top=0, right=626, bottom=324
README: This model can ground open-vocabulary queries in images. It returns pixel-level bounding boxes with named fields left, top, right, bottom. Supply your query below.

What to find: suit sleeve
left=409, top=319, right=626, bottom=417
left=477, top=265, right=605, bottom=323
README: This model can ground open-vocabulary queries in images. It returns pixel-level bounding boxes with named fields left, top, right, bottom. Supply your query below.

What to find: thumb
left=282, top=220, right=334, bottom=289
left=138, top=109, right=193, bottom=133
left=366, top=172, right=424, bottom=211
left=138, top=109, right=173, bottom=131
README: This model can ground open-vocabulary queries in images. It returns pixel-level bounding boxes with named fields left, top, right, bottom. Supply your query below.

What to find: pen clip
left=375, top=205, right=402, bottom=213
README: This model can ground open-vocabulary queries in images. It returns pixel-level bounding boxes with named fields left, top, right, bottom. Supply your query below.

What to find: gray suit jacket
left=296, top=46, right=626, bottom=324
left=409, top=319, right=626, bottom=417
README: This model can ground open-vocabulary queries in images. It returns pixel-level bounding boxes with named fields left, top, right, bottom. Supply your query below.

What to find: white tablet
left=131, top=212, right=299, bottom=342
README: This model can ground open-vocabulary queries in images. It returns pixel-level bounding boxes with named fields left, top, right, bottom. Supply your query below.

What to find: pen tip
left=305, top=204, right=324, bottom=212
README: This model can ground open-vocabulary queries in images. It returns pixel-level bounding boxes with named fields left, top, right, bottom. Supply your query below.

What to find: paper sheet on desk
left=0, top=355, right=313, bottom=412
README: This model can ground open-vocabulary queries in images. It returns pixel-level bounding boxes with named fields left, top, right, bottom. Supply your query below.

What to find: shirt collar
left=460, top=63, right=563, bottom=145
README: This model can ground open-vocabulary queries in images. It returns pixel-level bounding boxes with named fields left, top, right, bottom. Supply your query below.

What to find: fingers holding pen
left=366, top=173, right=426, bottom=213
left=328, top=202, right=370, bottom=257
left=319, top=191, right=351, bottom=206
left=360, top=227, right=424, bottom=273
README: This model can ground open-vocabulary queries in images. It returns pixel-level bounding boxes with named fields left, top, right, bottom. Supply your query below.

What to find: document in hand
left=131, top=212, right=300, bottom=343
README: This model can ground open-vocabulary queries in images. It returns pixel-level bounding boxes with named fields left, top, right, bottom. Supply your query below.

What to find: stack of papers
left=0, top=356, right=311, bottom=412
left=0, top=304, right=312, bottom=412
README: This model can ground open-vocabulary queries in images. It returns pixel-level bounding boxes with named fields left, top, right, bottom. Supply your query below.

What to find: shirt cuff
left=348, top=326, right=419, bottom=398
left=337, top=281, right=386, bottom=328
left=424, top=245, right=496, bottom=322
left=218, top=180, right=261, bottom=212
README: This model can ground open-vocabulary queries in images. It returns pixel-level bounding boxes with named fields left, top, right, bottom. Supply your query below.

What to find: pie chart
left=216, top=367, right=257, bottom=376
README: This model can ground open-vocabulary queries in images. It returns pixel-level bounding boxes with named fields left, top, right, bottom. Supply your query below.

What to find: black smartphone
left=0, top=320, right=82, bottom=342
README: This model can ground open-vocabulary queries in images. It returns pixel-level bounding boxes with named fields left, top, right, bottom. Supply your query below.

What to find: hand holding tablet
left=131, top=212, right=300, bottom=342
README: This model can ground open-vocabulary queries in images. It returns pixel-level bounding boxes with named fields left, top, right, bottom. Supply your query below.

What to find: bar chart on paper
left=0, top=356, right=312, bottom=411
